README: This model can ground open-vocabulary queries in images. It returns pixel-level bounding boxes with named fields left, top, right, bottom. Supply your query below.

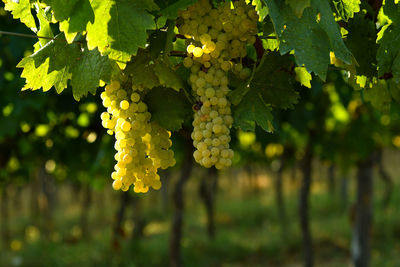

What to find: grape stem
left=170, top=51, right=187, bottom=57
left=0, top=30, right=82, bottom=44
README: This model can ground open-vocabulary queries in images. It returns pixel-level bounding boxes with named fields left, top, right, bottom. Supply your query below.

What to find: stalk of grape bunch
left=178, top=0, right=259, bottom=169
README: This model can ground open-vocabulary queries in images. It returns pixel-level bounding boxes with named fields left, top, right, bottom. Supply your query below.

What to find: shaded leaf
left=233, top=90, right=274, bottom=132
left=145, top=87, right=191, bottom=131
left=154, top=60, right=185, bottom=91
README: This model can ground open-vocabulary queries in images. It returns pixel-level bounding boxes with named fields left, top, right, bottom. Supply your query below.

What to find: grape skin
left=100, top=80, right=176, bottom=193
left=179, top=0, right=258, bottom=169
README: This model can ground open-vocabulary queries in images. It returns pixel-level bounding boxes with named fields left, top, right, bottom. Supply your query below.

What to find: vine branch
left=0, top=30, right=55, bottom=40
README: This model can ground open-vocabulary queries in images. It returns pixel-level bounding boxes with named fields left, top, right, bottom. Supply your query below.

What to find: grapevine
left=178, top=0, right=259, bottom=169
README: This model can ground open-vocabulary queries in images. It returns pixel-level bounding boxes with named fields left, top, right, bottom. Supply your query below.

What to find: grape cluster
left=178, top=0, right=259, bottom=169
left=100, top=80, right=175, bottom=193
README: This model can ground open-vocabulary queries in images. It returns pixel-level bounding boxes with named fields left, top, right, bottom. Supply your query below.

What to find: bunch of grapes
left=178, top=0, right=259, bottom=169
left=100, top=79, right=175, bottom=193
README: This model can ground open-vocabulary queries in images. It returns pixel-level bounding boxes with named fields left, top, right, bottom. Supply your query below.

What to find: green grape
left=178, top=0, right=259, bottom=169
left=100, top=79, right=176, bottom=193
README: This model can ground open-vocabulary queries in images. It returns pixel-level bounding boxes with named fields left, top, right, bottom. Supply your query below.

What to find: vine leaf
left=233, top=90, right=274, bottom=132
left=86, top=0, right=158, bottom=65
left=70, top=48, right=113, bottom=100
left=312, top=0, right=352, bottom=64
left=263, top=0, right=352, bottom=80
left=126, top=51, right=185, bottom=92
left=250, top=53, right=299, bottom=109
left=346, top=12, right=378, bottom=77
left=145, top=87, right=191, bottom=131
left=3, top=0, right=37, bottom=30
left=36, top=6, right=54, bottom=47
left=125, top=51, right=160, bottom=89
left=285, top=0, right=310, bottom=17
left=154, top=60, right=185, bottom=92
left=230, top=52, right=298, bottom=109
left=50, top=0, right=95, bottom=43
left=295, top=67, right=312, bottom=88
left=332, top=0, right=361, bottom=22
left=42, top=0, right=94, bottom=42
left=17, top=34, right=112, bottom=100
left=377, top=0, right=400, bottom=83
left=157, top=0, right=197, bottom=19
left=363, top=80, right=391, bottom=111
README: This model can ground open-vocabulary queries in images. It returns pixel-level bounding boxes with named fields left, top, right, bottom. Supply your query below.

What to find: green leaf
left=332, top=0, right=361, bottom=22
left=230, top=53, right=298, bottom=108
left=17, top=34, right=113, bottom=100
left=285, top=0, right=310, bottom=17
left=3, top=0, right=37, bottom=30
left=154, top=60, right=185, bottom=91
left=145, top=87, right=191, bottom=131
left=158, top=0, right=197, bottom=19
left=125, top=51, right=160, bottom=89
left=295, top=67, right=312, bottom=88
left=263, top=0, right=352, bottom=80
left=86, top=0, right=157, bottom=63
left=229, top=81, right=251, bottom=106
left=311, top=0, right=352, bottom=64
left=56, top=0, right=95, bottom=43
left=377, top=0, right=400, bottom=83
left=233, top=90, right=274, bottom=132
left=251, top=53, right=299, bottom=109
left=70, top=48, right=113, bottom=100
left=42, top=0, right=79, bottom=21
left=18, top=35, right=78, bottom=93
left=265, top=3, right=331, bottom=79
left=36, top=6, right=54, bottom=47
left=253, top=0, right=268, bottom=20
left=363, top=80, right=391, bottom=111
left=346, top=12, right=378, bottom=77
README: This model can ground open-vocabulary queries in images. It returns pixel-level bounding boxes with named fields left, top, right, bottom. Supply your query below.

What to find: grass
left=0, top=162, right=399, bottom=267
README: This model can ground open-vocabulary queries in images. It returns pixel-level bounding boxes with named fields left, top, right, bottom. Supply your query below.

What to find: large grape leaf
left=263, top=0, right=352, bottom=80
left=346, top=12, right=378, bottom=77
left=233, top=90, right=274, bottom=132
left=145, top=87, right=191, bottom=131
left=70, top=48, right=113, bottom=100
left=86, top=0, right=158, bottom=64
left=312, top=0, right=352, bottom=64
left=154, top=60, right=185, bottom=92
left=125, top=52, right=160, bottom=89
left=252, top=53, right=299, bottom=109
left=285, top=0, right=310, bottom=17
left=18, top=35, right=78, bottom=93
left=230, top=53, right=298, bottom=108
left=3, top=0, right=37, bottom=30
left=157, top=0, right=197, bottom=19
left=332, top=0, right=360, bottom=22
left=52, top=0, right=95, bottom=43
left=126, top=51, right=185, bottom=92
left=17, top=34, right=113, bottom=100
left=377, top=0, right=400, bottom=83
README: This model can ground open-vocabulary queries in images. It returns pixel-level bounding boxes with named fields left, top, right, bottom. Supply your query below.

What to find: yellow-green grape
left=100, top=79, right=176, bottom=193
left=179, top=0, right=259, bottom=169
